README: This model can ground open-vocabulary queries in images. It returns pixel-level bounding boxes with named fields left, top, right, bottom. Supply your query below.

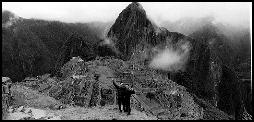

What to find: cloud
left=149, top=41, right=191, bottom=72
left=2, top=2, right=251, bottom=28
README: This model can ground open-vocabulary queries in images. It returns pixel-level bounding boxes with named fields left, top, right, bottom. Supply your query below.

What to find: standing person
left=89, top=74, right=101, bottom=107
left=112, top=80, right=125, bottom=112
left=122, top=84, right=135, bottom=115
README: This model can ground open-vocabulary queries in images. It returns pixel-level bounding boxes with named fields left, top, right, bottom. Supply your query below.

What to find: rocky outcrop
left=2, top=77, right=12, bottom=120
left=2, top=93, right=11, bottom=120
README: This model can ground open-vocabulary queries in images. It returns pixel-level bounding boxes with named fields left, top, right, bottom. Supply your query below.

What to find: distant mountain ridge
left=2, top=10, right=103, bottom=82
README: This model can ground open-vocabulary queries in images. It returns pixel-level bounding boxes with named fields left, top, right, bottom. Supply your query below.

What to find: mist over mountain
left=2, top=2, right=252, bottom=120
left=161, top=16, right=251, bottom=118
left=161, top=16, right=251, bottom=74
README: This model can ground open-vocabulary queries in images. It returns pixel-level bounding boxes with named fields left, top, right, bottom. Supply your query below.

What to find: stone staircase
left=131, top=83, right=169, bottom=118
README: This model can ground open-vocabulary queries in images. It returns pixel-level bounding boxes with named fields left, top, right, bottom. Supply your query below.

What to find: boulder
left=23, top=108, right=32, bottom=114
left=30, top=108, right=46, bottom=119
left=8, top=106, right=14, bottom=113
left=8, top=112, right=31, bottom=120
left=2, top=77, right=11, bottom=83
left=16, top=106, right=24, bottom=112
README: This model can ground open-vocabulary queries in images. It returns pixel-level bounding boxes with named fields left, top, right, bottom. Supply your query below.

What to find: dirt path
left=49, top=105, right=157, bottom=120
left=6, top=105, right=157, bottom=120
left=10, top=84, right=62, bottom=109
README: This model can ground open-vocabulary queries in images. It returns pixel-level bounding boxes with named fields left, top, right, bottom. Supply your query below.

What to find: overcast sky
left=2, top=2, right=252, bottom=28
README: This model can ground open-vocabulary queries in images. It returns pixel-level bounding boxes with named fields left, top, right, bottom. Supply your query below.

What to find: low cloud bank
left=149, top=42, right=191, bottom=72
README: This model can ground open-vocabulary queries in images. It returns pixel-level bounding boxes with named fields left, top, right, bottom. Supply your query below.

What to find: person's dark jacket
left=122, top=85, right=135, bottom=105
left=123, top=86, right=135, bottom=98
left=113, top=81, right=125, bottom=99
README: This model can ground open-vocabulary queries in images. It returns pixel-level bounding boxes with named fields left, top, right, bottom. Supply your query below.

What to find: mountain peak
left=106, top=2, right=156, bottom=60
left=2, top=10, right=21, bottom=28
left=2, top=10, right=16, bottom=20
left=126, top=2, right=144, bottom=12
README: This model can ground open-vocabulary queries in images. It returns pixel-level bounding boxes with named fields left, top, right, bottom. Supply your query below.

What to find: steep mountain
left=106, top=2, right=158, bottom=60
left=188, top=23, right=251, bottom=119
left=102, top=2, right=251, bottom=119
